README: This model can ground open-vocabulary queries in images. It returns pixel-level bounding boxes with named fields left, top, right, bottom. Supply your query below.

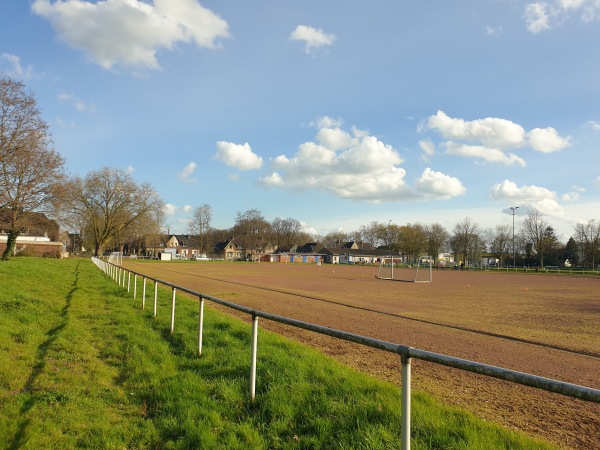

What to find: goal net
left=107, top=251, right=123, bottom=266
left=376, top=256, right=432, bottom=283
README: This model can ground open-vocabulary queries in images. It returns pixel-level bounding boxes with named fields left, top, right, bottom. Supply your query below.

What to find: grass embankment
left=0, top=258, right=555, bottom=449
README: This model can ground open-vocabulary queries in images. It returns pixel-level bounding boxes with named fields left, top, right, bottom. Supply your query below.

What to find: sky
left=1, top=0, right=599, bottom=241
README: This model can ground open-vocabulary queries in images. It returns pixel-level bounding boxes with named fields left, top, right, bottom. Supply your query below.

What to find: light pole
left=510, top=206, right=519, bottom=268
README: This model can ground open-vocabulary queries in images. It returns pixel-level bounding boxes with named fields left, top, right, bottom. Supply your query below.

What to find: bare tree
left=233, top=208, right=271, bottom=260
left=451, top=217, right=481, bottom=267
left=520, top=208, right=557, bottom=268
left=0, top=76, right=66, bottom=260
left=485, top=224, right=512, bottom=266
left=189, top=204, right=212, bottom=255
left=358, top=221, right=386, bottom=249
left=397, top=223, right=427, bottom=264
left=271, top=217, right=303, bottom=249
left=573, top=219, right=600, bottom=268
left=424, top=223, right=449, bottom=263
left=62, top=167, right=165, bottom=257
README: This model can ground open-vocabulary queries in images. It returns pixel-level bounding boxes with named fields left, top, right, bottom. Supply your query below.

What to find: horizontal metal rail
left=92, top=258, right=600, bottom=450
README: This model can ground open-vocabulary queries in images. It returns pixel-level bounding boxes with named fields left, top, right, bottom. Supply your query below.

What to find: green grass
left=0, top=257, right=555, bottom=449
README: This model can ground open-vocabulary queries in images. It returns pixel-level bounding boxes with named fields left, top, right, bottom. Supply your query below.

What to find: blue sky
left=2, top=0, right=599, bottom=240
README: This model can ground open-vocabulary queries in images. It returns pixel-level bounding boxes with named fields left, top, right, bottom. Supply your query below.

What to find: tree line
left=181, top=208, right=599, bottom=269
left=1, top=74, right=599, bottom=268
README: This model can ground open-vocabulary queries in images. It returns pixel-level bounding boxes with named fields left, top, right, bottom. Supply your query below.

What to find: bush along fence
left=91, top=257, right=600, bottom=450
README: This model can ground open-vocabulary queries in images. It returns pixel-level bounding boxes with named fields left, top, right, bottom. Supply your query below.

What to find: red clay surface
left=124, top=261, right=600, bottom=449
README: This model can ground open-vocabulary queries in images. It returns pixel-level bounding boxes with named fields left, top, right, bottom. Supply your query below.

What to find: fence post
left=250, top=313, right=259, bottom=402
left=142, top=277, right=147, bottom=310
left=198, top=296, right=204, bottom=356
left=127, top=272, right=131, bottom=292
left=170, top=287, right=176, bottom=334
left=401, top=354, right=411, bottom=450
left=153, top=280, right=158, bottom=317
left=134, top=274, right=138, bottom=299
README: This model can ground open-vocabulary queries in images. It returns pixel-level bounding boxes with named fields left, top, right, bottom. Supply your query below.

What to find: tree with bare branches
left=0, top=75, right=66, bottom=260
left=520, top=208, right=558, bottom=268
left=189, top=203, right=212, bottom=255
left=61, top=167, right=164, bottom=257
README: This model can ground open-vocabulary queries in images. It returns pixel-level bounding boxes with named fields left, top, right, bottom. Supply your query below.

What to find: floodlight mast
left=510, top=206, right=519, bottom=268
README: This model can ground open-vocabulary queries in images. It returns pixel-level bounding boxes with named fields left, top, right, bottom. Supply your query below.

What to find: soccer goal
left=376, top=255, right=432, bottom=283
left=107, top=251, right=123, bottom=266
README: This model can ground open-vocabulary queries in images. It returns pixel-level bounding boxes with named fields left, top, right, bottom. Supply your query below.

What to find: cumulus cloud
left=258, top=116, right=464, bottom=203
left=523, top=0, right=600, bottom=33
left=177, top=162, right=198, bottom=183
left=31, top=0, right=230, bottom=70
left=526, top=127, right=571, bottom=153
left=164, top=203, right=177, bottom=216
left=491, top=180, right=565, bottom=217
left=422, top=110, right=570, bottom=166
left=1, top=53, right=35, bottom=80
left=290, top=25, right=336, bottom=54
left=415, top=168, right=466, bottom=199
left=215, top=141, right=263, bottom=170
left=182, top=204, right=193, bottom=213
left=445, top=142, right=526, bottom=166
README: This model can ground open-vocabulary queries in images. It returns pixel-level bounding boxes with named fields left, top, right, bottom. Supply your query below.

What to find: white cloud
left=31, top=0, right=230, bottom=70
left=290, top=25, right=336, bottom=54
left=177, top=162, right=198, bottom=183
left=415, top=168, right=466, bottom=199
left=215, top=141, right=263, bottom=170
left=1, top=53, right=35, bottom=80
left=182, top=205, right=193, bottom=213
left=126, top=165, right=135, bottom=174
left=258, top=117, right=463, bottom=203
left=524, top=2, right=552, bottom=33
left=445, top=142, right=526, bottom=166
left=491, top=180, right=565, bottom=217
left=523, top=0, right=600, bottom=33
left=259, top=172, right=284, bottom=186
left=164, top=203, right=177, bottom=216
left=58, top=90, right=96, bottom=113
left=423, top=110, right=570, bottom=165
left=426, top=110, right=526, bottom=148
left=418, top=139, right=435, bottom=160
left=526, top=127, right=571, bottom=153
left=586, top=120, right=600, bottom=130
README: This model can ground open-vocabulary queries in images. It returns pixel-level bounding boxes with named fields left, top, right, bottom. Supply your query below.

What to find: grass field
left=0, top=257, right=561, bottom=449
left=122, top=259, right=600, bottom=449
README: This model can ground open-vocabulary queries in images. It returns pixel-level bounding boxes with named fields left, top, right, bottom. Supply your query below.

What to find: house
left=320, top=244, right=394, bottom=264
left=214, top=239, right=243, bottom=261
left=0, top=211, right=63, bottom=258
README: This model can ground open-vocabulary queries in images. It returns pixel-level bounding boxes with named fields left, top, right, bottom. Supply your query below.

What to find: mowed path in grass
left=125, top=260, right=600, bottom=449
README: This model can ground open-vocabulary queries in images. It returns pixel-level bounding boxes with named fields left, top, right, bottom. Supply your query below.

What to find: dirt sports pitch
left=124, top=260, right=600, bottom=449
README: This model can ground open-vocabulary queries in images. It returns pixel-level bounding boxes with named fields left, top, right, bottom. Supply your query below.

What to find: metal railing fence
left=91, top=257, right=600, bottom=450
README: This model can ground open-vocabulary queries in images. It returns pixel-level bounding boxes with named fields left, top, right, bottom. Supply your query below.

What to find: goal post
left=413, top=256, right=433, bottom=283
left=107, top=251, right=123, bottom=266
left=376, top=255, right=432, bottom=283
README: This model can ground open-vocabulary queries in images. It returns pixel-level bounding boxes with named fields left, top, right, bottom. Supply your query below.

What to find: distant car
left=195, top=255, right=210, bottom=261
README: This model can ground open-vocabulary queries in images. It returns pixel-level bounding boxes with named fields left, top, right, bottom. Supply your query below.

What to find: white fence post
left=153, top=280, right=158, bottom=317
left=198, top=296, right=205, bottom=356
left=142, top=277, right=147, bottom=310
left=170, top=287, right=176, bottom=334
left=250, top=314, right=259, bottom=402
left=401, top=354, right=412, bottom=450
left=133, top=274, right=137, bottom=299
left=127, top=272, right=131, bottom=292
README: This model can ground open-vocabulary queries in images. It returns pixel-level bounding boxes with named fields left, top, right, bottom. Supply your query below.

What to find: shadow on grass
left=9, top=262, right=80, bottom=450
